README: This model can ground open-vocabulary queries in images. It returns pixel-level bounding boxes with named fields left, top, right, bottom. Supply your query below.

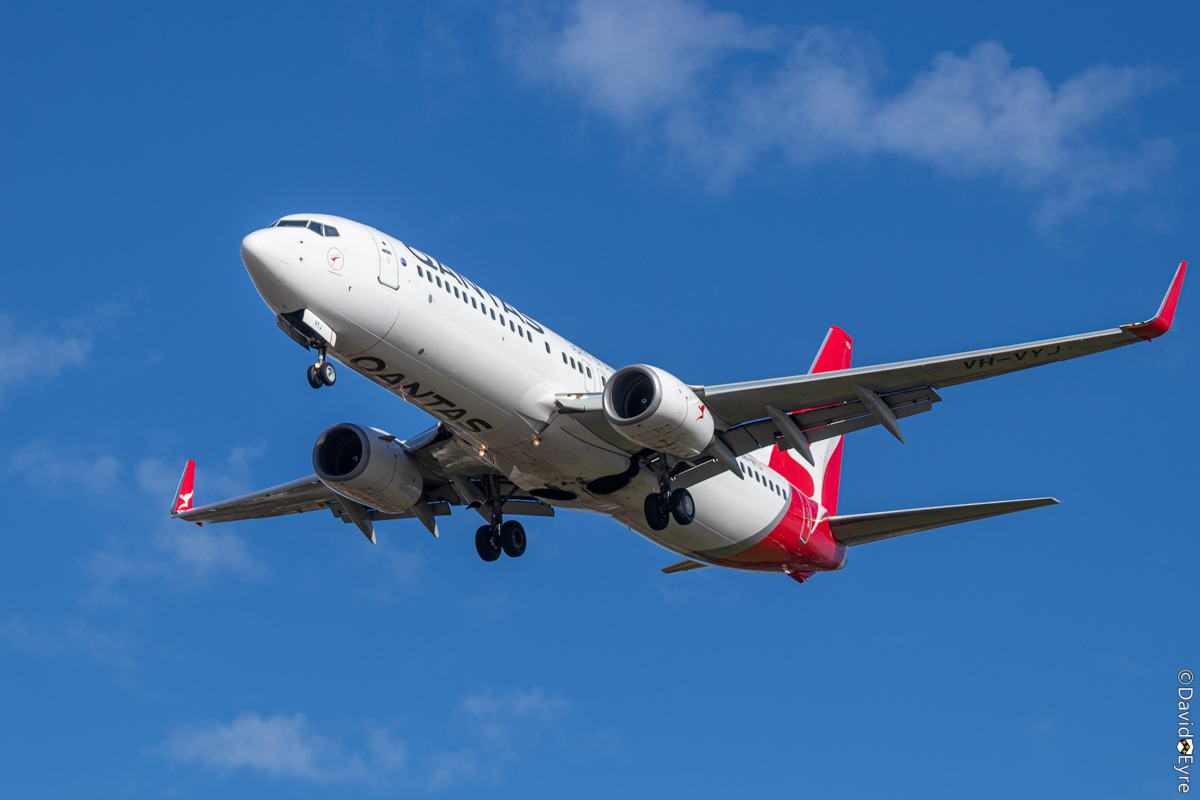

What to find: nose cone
left=240, top=229, right=292, bottom=289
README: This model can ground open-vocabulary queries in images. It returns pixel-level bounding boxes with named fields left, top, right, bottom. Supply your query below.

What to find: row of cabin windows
left=416, top=264, right=534, bottom=343
left=273, top=219, right=340, bottom=237
left=739, top=461, right=787, bottom=498
left=412, top=263, right=607, bottom=384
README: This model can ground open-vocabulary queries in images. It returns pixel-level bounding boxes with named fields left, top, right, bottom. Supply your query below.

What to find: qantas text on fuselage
left=171, top=213, right=1187, bottom=581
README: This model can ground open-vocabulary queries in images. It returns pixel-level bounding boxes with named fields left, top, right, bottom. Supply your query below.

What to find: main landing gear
left=474, top=476, right=527, bottom=562
left=475, top=520, right=526, bottom=561
left=642, top=454, right=696, bottom=532
left=306, top=347, right=336, bottom=389
left=644, top=488, right=695, bottom=532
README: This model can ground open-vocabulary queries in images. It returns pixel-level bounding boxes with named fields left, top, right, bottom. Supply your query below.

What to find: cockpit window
left=271, top=219, right=338, bottom=235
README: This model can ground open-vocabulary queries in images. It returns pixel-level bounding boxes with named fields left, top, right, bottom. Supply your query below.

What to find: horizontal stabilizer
left=829, top=497, right=1059, bottom=546
left=661, top=559, right=710, bottom=574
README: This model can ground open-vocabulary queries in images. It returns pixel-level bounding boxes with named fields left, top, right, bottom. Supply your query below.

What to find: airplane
left=171, top=214, right=1187, bottom=583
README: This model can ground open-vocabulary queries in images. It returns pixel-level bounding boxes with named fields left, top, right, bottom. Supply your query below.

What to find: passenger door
left=370, top=230, right=400, bottom=289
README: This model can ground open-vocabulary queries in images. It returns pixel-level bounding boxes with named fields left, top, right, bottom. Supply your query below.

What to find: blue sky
left=0, top=1, right=1196, bottom=796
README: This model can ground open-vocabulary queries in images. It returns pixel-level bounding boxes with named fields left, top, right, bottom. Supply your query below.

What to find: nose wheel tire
left=307, top=364, right=323, bottom=389
left=475, top=525, right=501, bottom=562
left=669, top=489, right=695, bottom=525
left=319, top=361, right=337, bottom=386
left=500, top=520, right=526, bottom=558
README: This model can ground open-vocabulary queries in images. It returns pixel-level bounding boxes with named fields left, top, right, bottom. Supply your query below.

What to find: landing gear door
left=370, top=230, right=400, bottom=289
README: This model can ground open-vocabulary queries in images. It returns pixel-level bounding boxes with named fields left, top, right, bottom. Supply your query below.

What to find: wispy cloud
left=7, top=441, right=122, bottom=495
left=428, top=688, right=571, bottom=789
left=501, top=0, right=1172, bottom=222
left=159, top=713, right=398, bottom=783
left=159, top=688, right=572, bottom=788
left=77, top=447, right=270, bottom=604
left=0, top=315, right=92, bottom=395
left=0, top=619, right=133, bottom=670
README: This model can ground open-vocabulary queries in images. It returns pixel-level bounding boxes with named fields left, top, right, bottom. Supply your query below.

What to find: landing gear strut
left=474, top=477, right=527, bottom=562
left=307, top=347, right=336, bottom=389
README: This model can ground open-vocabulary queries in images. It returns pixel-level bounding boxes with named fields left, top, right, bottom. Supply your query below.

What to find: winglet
left=1124, top=261, right=1187, bottom=340
left=172, top=460, right=196, bottom=517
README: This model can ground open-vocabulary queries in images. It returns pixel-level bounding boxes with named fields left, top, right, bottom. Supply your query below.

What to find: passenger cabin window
left=545, top=342, right=551, bottom=353
left=490, top=309, right=496, bottom=320
left=416, top=266, right=424, bottom=277
left=527, top=331, right=532, bottom=342
left=562, top=353, right=567, bottom=364
left=586, top=367, right=592, bottom=378
left=472, top=298, right=477, bottom=308
left=570, top=357, right=576, bottom=368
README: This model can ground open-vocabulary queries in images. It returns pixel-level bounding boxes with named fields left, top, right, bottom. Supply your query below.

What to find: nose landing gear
left=306, top=347, right=337, bottom=389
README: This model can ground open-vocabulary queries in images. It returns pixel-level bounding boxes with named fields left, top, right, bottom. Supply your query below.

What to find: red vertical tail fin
left=811, top=326, right=852, bottom=515
left=765, top=326, right=855, bottom=514
left=808, top=325, right=853, bottom=374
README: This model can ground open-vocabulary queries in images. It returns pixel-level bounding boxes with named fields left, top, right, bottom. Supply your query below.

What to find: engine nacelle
left=602, top=365, right=715, bottom=458
left=312, top=423, right=424, bottom=513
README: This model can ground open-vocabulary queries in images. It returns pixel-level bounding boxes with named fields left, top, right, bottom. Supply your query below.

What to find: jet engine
left=602, top=365, right=714, bottom=457
left=312, top=423, right=424, bottom=513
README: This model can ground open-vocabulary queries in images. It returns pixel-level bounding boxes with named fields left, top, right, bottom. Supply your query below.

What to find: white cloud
left=0, top=315, right=92, bottom=395
left=503, top=0, right=1171, bottom=221
left=79, top=447, right=271, bottom=603
left=160, top=688, right=571, bottom=789
left=159, top=713, right=384, bottom=783
left=0, top=619, right=133, bottom=670
left=428, top=688, right=570, bottom=788
left=86, top=526, right=266, bottom=605
left=8, top=441, right=122, bottom=495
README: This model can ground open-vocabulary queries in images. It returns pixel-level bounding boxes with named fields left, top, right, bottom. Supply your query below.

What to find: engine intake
left=602, top=365, right=714, bottom=457
left=312, top=423, right=423, bottom=513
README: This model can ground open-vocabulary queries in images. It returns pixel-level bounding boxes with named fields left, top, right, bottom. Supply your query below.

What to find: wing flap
left=828, top=497, right=1059, bottom=546
left=661, top=559, right=710, bottom=574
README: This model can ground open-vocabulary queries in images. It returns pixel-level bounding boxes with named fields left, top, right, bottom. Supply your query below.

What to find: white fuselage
left=240, top=214, right=837, bottom=570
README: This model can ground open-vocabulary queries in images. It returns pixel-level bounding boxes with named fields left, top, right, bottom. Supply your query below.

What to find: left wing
left=171, top=423, right=552, bottom=541
left=697, top=262, right=1186, bottom=430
